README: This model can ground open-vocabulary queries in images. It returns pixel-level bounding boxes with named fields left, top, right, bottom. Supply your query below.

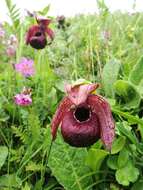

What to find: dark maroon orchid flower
left=51, top=83, right=115, bottom=150
left=26, top=16, right=54, bottom=49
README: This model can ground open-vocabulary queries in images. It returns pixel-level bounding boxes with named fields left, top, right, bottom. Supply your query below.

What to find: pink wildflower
left=0, top=27, right=5, bottom=38
left=101, top=30, right=111, bottom=41
left=15, top=58, right=35, bottom=77
left=14, top=94, right=32, bottom=106
left=6, top=45, right=16, bottom=57
left=14, top=87, right=32, bottom=106
left=6, top=34, right=17, bottom=57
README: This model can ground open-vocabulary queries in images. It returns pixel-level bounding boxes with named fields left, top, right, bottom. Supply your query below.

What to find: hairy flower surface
left=15, top=58, right=35, bottom=77
left=51, top=83, right=115, bottom=149
left=26, top=16, right=54, bottom=49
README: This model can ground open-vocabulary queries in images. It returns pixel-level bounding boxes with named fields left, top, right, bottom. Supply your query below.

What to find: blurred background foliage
left=1, top=0, right=143, bottom=189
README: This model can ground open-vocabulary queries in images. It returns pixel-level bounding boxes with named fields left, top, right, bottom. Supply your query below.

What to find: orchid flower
left=51, top=83, right=115, bottom=150
left=26, top=16, right=54, bottom=49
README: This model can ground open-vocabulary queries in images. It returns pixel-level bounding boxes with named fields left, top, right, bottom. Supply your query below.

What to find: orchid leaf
left=86, top=148, right=109, bottom=171
left=48, top=135, right=93, bottom=190
left=107, top=155, right=118, bottom=170
left=0, top=174, right=22, bottom=188
left=129, top=56, right=143, bottom=85
left=0, top=146, right=8, bottom=170
left=111, top=136, right=126, bottom=154
left=114, top=80, right=141, bottom=109
left=102, top=59, right=121, bottom=97
left=117, top=148, right=129, bottom=168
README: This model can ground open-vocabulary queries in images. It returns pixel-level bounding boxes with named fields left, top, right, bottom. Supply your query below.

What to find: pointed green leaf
left=0, top=146, right=8, bottom=170
left=117, top=148, right=129, bottom=168
left=129, top=56, right=143, bottom=85
left=107, top=155, right=118, bottom=170
left=114, top=80, right=141, bottom=109
left=111, top=136, right=126, bottom=154
left=48, top=136, right=93, bottom=190
left=0, top=174, right=22, bottom=188
left=86, top=148, right=109, bottom=171
left=22, top=183, right=31, bottom=190
left=102, top=59, right=121, bottom=97
left=38, top=5, right=50, bottom=16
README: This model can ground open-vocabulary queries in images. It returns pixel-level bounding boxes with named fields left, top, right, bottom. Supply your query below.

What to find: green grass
left=1, top=0, right=143, bottom=189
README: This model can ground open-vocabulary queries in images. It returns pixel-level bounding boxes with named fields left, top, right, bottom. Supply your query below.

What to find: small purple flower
left=101, top=30, right=111, bottom=41
left=6, top=34, right=17, bottom=57
left=14, top=93, right=32, bottom=106
left=6, top=45, right=16, bottom=57
left=14, top=87, right=32, bottom=106
left=15, top=58, right=35, bottom=77
left=0, top=27, right=5, bottom=38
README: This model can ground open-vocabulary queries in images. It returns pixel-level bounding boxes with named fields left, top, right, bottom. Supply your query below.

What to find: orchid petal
left=46, top=28, right=54, bottom=40
left=51, top=97, right=73, bottom=140
left=65, top=83, right=99, bottom=106
left=87, top=94, right=115, bottom=150
left=26, top=25, right=40, bottom=45
left=36, top=16, right=51, bottom=26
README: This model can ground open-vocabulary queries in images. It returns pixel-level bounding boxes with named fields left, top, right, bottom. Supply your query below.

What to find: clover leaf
left=115, top=160, right=139, bottom=186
